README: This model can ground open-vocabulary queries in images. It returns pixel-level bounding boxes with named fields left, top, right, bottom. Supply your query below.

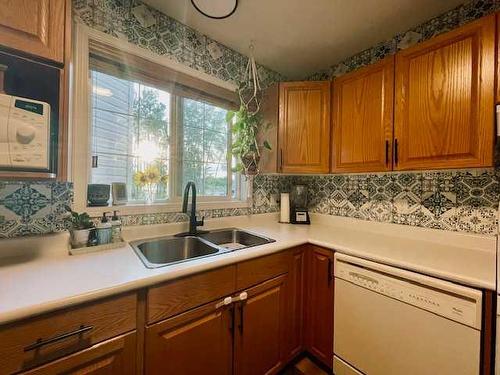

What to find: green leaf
left=226, top=111, right=235, bottom=123
left=263, top=140, right=272, bottom=150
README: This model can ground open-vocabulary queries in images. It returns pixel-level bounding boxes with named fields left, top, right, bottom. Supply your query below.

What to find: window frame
left=71, top=23, right=251, bottom=216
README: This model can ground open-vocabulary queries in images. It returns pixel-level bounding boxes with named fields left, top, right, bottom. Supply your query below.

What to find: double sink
left=131, top=228, right=275, bottom=268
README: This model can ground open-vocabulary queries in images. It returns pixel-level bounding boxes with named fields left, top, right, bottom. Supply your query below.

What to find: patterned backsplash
left=255, top=169, right=500, bottom=235
left=0, top=169, right=498, bottom=238
left=0, top=182, right=73, bottom=238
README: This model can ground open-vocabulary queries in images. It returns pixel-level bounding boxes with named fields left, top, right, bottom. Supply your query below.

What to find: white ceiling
left=144, top=0, right=466, bottom=79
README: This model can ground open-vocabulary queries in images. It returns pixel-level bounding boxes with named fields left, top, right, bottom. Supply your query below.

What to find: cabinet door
left=332, top=57, right=394, bottom=173
left=282, top=247, right=305, bottom=363
left=279, top=81, right=331, bottom=173
left=145, top=299, right=233, bottom=375
left=0, top=0, right=66, bottom=63
left=394, top=14, right=495, bottom=170
left=304, top=246, right=334, bottom=369
left=235, top=274, right=288, bottom=375
left=20, top=332, right=136, bottom=375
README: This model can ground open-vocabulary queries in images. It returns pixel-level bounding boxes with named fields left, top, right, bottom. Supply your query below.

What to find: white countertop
left=0, top=213, right=496, bottom=325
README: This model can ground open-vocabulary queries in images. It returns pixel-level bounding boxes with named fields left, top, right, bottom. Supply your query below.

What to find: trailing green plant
left=227, top=105, right=271, bottom=175
left=65, top=206, right=94, bottom=230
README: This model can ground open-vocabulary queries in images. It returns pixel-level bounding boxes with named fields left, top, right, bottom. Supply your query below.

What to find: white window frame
left=70, top=22, right=251, bottom=216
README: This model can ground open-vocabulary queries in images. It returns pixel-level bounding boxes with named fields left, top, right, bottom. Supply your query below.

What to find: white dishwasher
left=333, top=253, right=483, bottom=375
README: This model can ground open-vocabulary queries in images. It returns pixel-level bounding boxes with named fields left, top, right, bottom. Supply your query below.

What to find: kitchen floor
left=281, top=357, right=329, bottom=375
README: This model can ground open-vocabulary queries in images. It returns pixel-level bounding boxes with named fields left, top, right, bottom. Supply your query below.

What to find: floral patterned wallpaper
left=0, top=0, right=499, bottom=238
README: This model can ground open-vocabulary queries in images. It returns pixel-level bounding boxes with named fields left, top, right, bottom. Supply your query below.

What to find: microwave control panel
left=0, top=93, right=51, bottom=170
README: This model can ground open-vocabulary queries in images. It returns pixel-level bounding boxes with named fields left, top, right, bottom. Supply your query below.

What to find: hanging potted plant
left=227, top=106, right=271, bottom=176
left=65, top=206, right=94, bottom=248
left=228, top=43, right=272, bottom=176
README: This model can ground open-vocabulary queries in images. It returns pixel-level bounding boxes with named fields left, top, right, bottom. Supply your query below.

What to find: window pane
left=90, top=70, right=171, bottom=204
left=181, top=98, right=229, bottom=197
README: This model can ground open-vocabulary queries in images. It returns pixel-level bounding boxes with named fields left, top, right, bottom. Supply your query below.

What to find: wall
left=1, top=0, right=499, bottom=238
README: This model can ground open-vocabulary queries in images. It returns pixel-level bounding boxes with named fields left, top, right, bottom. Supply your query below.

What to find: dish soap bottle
left=96, top=212, right=112, bottom=245
left=110, top=210, right=122, bottom=243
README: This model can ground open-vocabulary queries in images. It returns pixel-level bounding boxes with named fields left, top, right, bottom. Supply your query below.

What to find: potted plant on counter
left=65, top=206, right=94, bottom=248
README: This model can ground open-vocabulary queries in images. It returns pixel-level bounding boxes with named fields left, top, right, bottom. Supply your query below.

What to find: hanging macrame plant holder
left=238, top=44, right=262, bottom=176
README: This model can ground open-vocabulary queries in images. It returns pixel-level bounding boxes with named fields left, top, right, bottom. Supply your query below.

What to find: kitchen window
left=71, top=27, right=245, bottom=213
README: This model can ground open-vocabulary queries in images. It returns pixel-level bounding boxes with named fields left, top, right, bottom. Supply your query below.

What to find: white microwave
left=0, top=93, right=50, bottom=170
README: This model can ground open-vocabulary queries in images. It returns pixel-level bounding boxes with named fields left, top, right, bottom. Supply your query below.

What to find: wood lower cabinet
left=278, top=81, right=331, bottom=173
left=234, top=274, right=288, bottom=375
left=20, top=332, right=136, bottom=375
left=145, top=300, right=233, bottom=375
left=0, top=0, right=66, bottom=63
left=304, top=245, right=334, bottom=369
left=394, top=14, right=495, bottom=170
left=332, top=56, right=394, bottom=173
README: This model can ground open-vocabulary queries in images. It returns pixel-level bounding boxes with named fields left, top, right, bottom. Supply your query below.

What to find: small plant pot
left=71, top=229, right=91, bottom=248
left=242, top=154, right=260, bottom=176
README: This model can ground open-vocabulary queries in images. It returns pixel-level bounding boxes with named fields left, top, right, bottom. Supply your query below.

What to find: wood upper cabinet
left=0, top=0, right=66, bottom=63
left=145, top=299, right=233, bottom=375
left=234, top=274, right=288, bottom=375
left=20, top=332, right=136, bottom=375
left=279, top=81, right=331, bottom=173
left=332, top=56, right=395, bottom=172
left=394, top=14, right=495, bottom=170
left=304, top=245, right=334, bottom=369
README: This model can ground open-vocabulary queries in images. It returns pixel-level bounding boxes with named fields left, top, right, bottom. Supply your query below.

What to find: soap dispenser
left=110, top=210, right=122, bottom=243
left=96, top=212, right=112, bottom=245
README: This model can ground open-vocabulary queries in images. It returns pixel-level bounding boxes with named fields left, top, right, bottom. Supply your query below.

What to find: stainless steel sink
left=199, top=228, right=275, bottom=250
left=131, top=228, right=275, bottom=268
left=131, top=236, right=221, bottom=268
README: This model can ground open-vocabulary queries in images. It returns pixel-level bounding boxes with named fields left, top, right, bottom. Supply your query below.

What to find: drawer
left=20, top=332, right=136, bottom=375
left=0, top=292, right=137, bottom=374
left=147, top=265, right=236, bottom=324
left=236, top=250, right=290, bottom=290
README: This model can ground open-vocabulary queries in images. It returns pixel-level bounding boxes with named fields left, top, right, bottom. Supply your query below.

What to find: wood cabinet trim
left=332, top=56, right=395, bottom=173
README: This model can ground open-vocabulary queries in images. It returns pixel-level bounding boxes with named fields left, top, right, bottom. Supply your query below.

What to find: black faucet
left=177, top=181, right=207, bottom=236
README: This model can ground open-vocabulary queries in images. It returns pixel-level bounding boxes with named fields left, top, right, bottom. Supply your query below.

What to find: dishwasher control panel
left=335, top=258, right=482, bottom=329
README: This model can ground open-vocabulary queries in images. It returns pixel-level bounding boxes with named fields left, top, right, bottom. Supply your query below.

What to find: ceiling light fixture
left=191, top=0, right=238, bottom=19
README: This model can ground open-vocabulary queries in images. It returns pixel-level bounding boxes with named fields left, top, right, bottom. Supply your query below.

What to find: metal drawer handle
left=24, top=325, right=94, bottom=352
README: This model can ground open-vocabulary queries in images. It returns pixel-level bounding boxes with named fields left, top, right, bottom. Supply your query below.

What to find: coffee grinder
left=290, top=185, right=310, bottom=224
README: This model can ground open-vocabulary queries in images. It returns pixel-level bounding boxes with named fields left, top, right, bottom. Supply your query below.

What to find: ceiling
left=144, top=0, right=466, bottom=79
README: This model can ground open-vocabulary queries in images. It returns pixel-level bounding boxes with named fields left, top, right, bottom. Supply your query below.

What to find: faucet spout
left=177, top=181, right=206, bottom=236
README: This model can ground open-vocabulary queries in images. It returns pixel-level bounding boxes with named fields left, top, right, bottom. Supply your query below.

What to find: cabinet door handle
left=385, top=140, right=389, bottom=165
left=279, top=149, right=283, bottom=172
left=215, top=296, right=233, bottom=309
left=24, top=325, right=94, bottom=352
left=394, top=139, right=399, bottom=165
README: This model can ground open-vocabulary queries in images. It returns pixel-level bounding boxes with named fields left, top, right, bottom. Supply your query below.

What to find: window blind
left=89, top=40, right=239, bottom=111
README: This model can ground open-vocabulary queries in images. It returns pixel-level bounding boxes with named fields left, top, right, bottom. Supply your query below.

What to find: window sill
left=85, top=199, right=252, bottom=217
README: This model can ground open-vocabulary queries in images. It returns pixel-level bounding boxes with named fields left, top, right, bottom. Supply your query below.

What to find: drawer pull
left=24, top=325, right=94, bottom=352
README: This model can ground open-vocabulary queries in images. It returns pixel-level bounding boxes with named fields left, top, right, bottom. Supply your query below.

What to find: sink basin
left=131, top=236, right=221, bottom=268
left=199, top=228, right=275, bottom=250
left=131, top=228, right=275, bottom=268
